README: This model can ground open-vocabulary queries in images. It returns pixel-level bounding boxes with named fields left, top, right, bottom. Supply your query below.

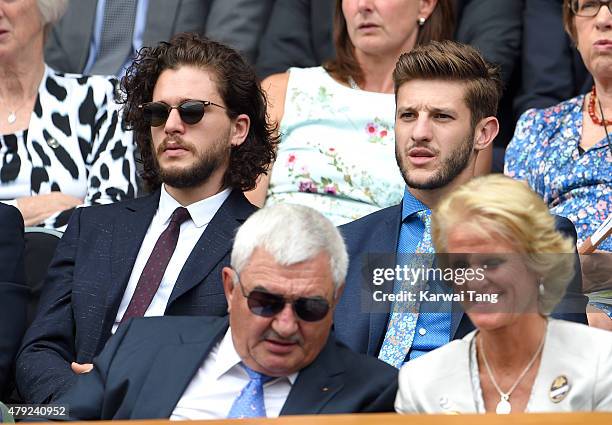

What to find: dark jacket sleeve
left=255, top=0, right=335, bottom=78
left=514, top=0, right=592, bottom=116
left=15, top=209, right=83, bottom=403
left=51, top=320, right=136, bottom=421
left=361, top=374, right=398, bottom=413
left=0, top=205, right=27, bottom=397
left=455, top=0, right=523, bottom=85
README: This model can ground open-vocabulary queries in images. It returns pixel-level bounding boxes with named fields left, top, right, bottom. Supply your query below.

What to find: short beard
left=154, top=134, right=230, bottom=189
left=396, top=133, right=474, bottom=191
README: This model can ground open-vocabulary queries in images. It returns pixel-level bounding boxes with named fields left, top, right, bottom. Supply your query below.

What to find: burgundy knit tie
left=121, top=207, right=191, bottom=323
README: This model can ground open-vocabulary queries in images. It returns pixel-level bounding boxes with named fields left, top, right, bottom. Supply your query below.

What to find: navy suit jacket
left=334, top=203, right=588, bottom=357
left=0, top=204, right=27, bottom=398
left=16, top=189, right=256, bottom=404
left=53, top=316, right=398, bottom=420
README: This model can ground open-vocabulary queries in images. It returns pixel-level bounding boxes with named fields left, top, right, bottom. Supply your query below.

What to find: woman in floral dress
left=505, top=0, right=612, bottom=329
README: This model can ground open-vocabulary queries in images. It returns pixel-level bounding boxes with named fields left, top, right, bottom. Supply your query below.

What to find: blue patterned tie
left=378, top=210, right=434, bottom=368
left=227, top=364, right=274, bottom=419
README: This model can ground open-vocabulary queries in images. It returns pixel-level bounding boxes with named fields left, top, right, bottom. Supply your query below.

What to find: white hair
left=37, top=0, right=69, bottom=27
left=231, top=204, right=348, bottom=290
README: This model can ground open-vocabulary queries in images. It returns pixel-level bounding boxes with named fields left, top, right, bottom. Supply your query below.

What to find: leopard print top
left=0, top=65, right=137, bottom=229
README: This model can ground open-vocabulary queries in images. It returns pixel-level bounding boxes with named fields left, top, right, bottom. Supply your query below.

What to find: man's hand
left=71, top=362, right=93, bottom=374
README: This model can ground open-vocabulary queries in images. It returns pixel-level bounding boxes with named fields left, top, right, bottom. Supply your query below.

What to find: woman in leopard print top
left=0, top=0, right=137, bottom=229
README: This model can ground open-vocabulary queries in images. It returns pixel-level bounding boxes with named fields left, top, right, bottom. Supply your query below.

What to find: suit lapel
left=366, top=206, right=402, bottom=356
left=131, top=317, right=229, bottom=419
left=100, top=191, right=161, bottom=341
left=143, top=0, right=179, bottom=47
left=167, top=190, right=256, bottom=305
left=280, top=335, right=345, bottom=415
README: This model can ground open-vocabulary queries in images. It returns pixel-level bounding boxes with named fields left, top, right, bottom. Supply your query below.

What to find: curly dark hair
left=121, top=33, right=278, bottom=191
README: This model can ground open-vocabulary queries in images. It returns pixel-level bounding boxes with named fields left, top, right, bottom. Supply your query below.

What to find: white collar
left=213, top=328, right=298, bottom=385
left=158, top=184, right=231, bottom=228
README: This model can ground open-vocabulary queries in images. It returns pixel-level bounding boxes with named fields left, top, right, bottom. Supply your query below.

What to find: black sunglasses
left=235, top=278, right=331, bottom=322
left=139, top=99, right=226, bottom=127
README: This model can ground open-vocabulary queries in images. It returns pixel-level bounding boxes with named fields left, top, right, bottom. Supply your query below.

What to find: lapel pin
left=321, top=387, right=329, bottom=392
left=549, top=375, right=571, bottom=403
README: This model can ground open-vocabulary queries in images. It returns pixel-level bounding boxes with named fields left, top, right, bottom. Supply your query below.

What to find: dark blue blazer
left=16, top=189, right=256, bottom=404
left=54, top=316, right=398, bottom=420
left=334, top=203, right=588, bottom=357
left=0, top=204, right=27, bottom=398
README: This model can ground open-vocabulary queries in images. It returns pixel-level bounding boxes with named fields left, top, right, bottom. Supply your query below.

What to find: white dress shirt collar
left=159, top=184, right=231, bottom=228
left=214, top=328, right=298, bottom=385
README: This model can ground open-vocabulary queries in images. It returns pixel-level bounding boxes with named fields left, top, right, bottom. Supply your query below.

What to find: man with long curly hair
left=16, top=33, right=278, bottom=404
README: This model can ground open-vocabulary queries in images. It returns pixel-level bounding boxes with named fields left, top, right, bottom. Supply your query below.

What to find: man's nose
left=271, top=303, right=299, bottom=338
left=164, top=108, right=185, bottom=134
left=411, top=116, right=434, bottom=143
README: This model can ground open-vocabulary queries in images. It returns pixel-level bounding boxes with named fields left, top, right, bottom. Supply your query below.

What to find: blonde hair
left=431, top=175, right=576, bottom=315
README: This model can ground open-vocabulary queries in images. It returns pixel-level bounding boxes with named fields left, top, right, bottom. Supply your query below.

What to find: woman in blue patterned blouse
left=505, top=0, right=611, bottom=329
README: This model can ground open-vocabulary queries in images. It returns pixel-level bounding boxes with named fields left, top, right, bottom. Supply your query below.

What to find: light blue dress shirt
left=84, top=0, right=149, bottom=77
left=396, top=188, right=451, bottom=361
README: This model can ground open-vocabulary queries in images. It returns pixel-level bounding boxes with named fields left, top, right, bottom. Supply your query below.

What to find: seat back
left=23, top=227, right=63, bottom=324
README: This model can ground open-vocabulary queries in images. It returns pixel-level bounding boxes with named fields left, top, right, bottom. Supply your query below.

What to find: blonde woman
left=395, top=175, right=612, bottom=414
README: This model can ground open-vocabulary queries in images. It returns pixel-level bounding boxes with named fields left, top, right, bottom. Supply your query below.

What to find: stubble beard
left=396, top=133, right=475, bottom=191
left=154, top=133, right=231, bottom=189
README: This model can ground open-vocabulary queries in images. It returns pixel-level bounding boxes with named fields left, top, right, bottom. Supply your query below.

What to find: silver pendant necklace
left=1, top=89, right=34, bottom=125
left=479, top=324, right=547, bottom=414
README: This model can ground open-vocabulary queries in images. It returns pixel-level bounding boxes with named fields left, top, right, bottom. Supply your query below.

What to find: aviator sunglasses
left=234, top=275, right=331, bottom=322
left=139, top=99, right=226, bottom=127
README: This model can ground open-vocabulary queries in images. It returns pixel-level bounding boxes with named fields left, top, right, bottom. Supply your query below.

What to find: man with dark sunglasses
left=46, top=204, right=398, bottom=420
left=16, top=33, right=278, bottom=404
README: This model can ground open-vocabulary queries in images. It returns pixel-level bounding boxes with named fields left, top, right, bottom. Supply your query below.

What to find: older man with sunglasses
left=16, top=33, right=277, bottom=404
left=43, top=204, right=398, bottom=420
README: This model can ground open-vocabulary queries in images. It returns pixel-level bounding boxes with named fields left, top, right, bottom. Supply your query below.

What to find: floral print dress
left=505, top=95, right=611, bottom=251
left=266, top=67, right=405, bottom=225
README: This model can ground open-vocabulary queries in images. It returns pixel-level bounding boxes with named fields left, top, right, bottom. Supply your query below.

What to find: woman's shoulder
left=548, top=319, right=612, bottom=347
left=400, top=336, right=473, bottom=379
left=287, top=65, right=327, bottom=76
left=518, top=95, right=585, bottom=127
left=285, top=66, right=340, bottom=88
left=46, top=66, right=116, bottom=87
left=43, top=66, right=119, bottom=100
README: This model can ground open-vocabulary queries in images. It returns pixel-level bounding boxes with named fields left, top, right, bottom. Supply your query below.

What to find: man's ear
left=473, top=116, right=499, bottom=151
left=332, top=284, right=345, bottom=308
left=229, top=113, right=250, bottom=147
left=222, top=267, right=236, bottom=312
